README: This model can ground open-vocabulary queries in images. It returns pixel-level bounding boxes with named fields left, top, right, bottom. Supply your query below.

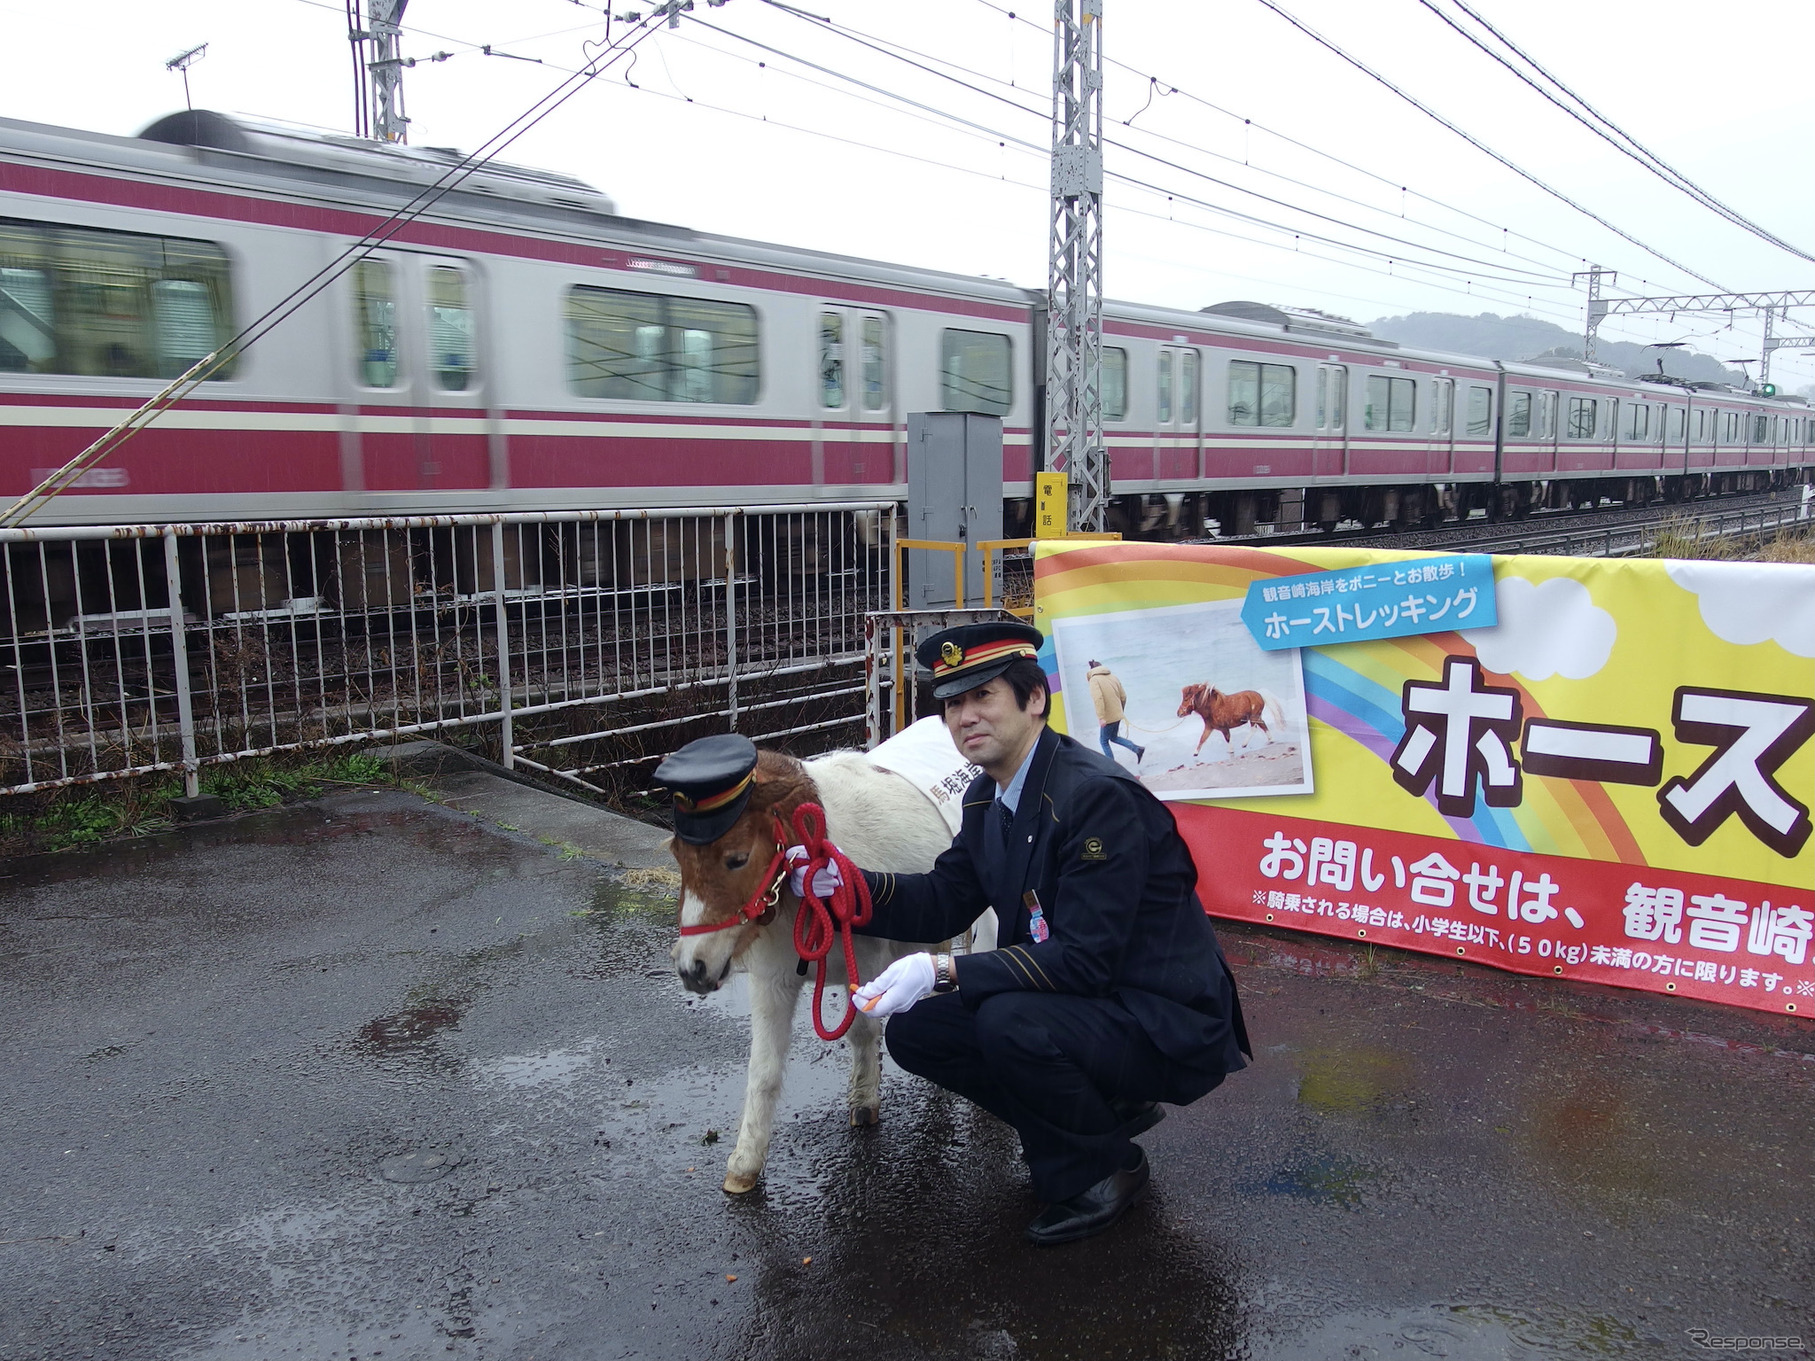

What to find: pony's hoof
left=722, top=1170, right=760, bottom=1195
left=849, top=1106, right=879, bottom=1127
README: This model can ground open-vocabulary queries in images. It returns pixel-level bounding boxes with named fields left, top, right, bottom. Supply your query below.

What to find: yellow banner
left=1033, top=539, right=1815, bottom=1015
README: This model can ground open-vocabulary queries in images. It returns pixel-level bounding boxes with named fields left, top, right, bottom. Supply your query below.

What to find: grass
left=1647, top=517, right=1815, bottom=562
left=0, top=749, right=399, bottom=860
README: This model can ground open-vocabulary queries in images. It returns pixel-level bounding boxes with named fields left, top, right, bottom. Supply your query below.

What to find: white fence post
left=161, top=529, right=200, bottom=798
left=491, top=519, right=514, bottom=769
left=725, top=510, right=739, bottom=731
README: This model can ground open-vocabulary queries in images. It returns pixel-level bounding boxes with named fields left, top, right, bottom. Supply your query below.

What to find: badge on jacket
left=1024, top=890, right=1050, bottom=943
left=1082, top=835, right=1107, bottom=861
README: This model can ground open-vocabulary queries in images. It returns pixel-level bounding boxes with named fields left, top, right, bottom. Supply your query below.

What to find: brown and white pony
left=1177, top=683, right=1288, bottom=759
left=668, top=747, right=964, bottom=1194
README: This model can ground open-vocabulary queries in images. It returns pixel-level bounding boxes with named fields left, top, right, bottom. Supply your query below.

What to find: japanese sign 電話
left=1241, top=553, right=1496, bottom=651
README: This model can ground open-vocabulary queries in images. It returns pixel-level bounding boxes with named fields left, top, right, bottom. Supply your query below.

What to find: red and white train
left=2, top=109, right=1810, bottom=537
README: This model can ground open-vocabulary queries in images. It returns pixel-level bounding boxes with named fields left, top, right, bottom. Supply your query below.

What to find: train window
left=1506, top=391, right=1531, bottom=437
left=1158, top=351, right=1173, bottom=423
left=1466, top=386, right=1492, bottom=437
left=1431, top=379, right=1453, bottom=435
left=1102, top=346, right=1127, bottom=421
left=1363, top=374, right=1414, bottom=432
left=1753, top=413, right=1769, bottom=444
left=352, top=259, right=397, bottom=387
left=427, top=266, right=475, bottom=392
left=566, top=286, right=759, bottom=403
left=1229, top=360, right=1296, bottom=427
left=1180, top=351, right=1198, bottom=424
left=1316, top=365, right=1346, bottom=431
left=861, top=316, right=886, bottom=411
left=1624, top=401, right=1648, bottom=441
left=819, top=312, right=845, bottom=408
left=1668, top=406, right=1685, bottom=442
left=0, top=216, right=235, bottom=379
left=940, top=328, right=1011, bottom=416
left=1567, top=397, right=1596, bottom=438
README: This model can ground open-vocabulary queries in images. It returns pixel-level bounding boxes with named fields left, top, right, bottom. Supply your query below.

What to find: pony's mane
left=749, top=749, right=816, bottom=819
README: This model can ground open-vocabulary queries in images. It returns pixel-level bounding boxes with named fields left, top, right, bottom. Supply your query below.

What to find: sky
left=5, top=0, right=1814, bottom=391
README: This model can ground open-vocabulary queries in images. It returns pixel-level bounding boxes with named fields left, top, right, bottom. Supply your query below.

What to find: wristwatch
left=931, top=952, right=959, bottom=993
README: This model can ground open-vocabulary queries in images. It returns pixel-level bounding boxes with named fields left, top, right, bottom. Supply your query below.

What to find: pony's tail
left=1261, top=691, right=1288, bottom=738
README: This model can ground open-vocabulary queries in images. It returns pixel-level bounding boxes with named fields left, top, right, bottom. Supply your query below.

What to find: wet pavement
left=1, top=789, right=1811, bottom=1360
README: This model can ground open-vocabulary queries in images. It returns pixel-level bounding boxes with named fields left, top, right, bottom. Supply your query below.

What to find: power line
left=3, top=16, right=667, bottom=526
left=1426, top=0, right=1815, bottom=266
left=1248, top=0, right=1728, bottom=291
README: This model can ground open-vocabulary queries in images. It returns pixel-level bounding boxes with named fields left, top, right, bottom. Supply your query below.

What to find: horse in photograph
left=668, top=745, right=975, bottom=1194
left=1177, top=682, right=1287, bottom=760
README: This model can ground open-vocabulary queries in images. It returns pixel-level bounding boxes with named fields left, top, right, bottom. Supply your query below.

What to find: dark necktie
left=996, top=798, right=1014, bottom=845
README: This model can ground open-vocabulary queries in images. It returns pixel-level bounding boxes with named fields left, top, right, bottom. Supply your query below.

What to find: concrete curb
left=374, top=740, right=677, bottom=873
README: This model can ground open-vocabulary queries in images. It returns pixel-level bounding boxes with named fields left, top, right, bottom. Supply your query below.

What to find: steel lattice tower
left=1046, top=0, right=1106, bottom=531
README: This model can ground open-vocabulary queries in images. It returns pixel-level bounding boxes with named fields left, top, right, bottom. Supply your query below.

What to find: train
left=3, top=107, right=1811, bottom=554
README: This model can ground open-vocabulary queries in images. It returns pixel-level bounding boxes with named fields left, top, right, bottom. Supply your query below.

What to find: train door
left=816, top=307, right=893, bottom=485
left=1312, top=363, right=1346, bottom=478
left=346, top=250, right=414, bottom=492
left=417, top=256, right=488, bottom=493
left=1428, top=377, right=1455, bottom=476
left=1155, top=345, right=1198, bottom=480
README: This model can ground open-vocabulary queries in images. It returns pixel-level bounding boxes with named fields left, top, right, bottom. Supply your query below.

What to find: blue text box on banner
left=1241, top=553, right=1497, bottom=651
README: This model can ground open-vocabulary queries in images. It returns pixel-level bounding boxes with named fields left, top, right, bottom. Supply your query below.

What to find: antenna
left=165, top=44, right=208, bottom=112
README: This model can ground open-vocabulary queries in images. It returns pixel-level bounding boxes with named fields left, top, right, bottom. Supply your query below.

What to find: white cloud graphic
left=1461, top=575, right=1617, bottom=680
left=1666, top=561, right=1815, bottom=658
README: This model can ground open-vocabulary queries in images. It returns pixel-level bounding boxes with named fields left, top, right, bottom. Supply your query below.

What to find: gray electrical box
left=905, top=412, right=1004, bottom=608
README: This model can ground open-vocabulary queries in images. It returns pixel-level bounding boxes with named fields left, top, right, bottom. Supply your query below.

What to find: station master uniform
left=852, top=622, right=1250, bottom=1237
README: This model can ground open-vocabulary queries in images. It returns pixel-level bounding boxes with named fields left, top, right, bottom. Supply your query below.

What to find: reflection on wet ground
left=1, top=790, right=1811, bottom=1360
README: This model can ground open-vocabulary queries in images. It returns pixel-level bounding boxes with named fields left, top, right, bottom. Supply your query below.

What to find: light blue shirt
left=995, top=736, right=1041, bottom=817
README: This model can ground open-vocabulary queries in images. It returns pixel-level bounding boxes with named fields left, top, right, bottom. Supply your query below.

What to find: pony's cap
left=917, top=620, right=1045, bottom=700
left=654, top=733, right=758, bottom=845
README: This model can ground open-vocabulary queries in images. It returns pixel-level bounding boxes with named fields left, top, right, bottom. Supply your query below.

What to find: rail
left=2, top=503, right=895, bottom=798
left=1455, top=498, right=1810, bottom=558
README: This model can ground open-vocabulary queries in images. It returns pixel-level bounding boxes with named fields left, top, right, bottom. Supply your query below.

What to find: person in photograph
left=1087, top=659, right=1145, bottom=766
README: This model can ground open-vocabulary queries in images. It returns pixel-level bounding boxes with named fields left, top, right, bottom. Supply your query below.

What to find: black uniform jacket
left=859, top=726, right=1251, bottom=1100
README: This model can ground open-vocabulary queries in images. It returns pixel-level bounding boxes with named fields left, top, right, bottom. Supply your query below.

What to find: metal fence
left=1462, top=495, right=1811, bottom=558
left=1, top=504, right=894, bottom=798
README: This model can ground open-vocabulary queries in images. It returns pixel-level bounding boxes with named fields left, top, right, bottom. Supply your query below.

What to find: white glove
left=853, top=952, right=937, bottom=1018
left=785, top=845, right=845, bottom=900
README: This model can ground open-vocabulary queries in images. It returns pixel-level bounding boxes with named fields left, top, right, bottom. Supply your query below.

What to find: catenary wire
left=2, top=17, right=667, bottom=526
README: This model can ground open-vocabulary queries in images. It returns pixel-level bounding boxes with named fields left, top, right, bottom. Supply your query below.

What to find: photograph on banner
left=1050, top=598, right=1313, bottom=799
left=1032, top=538, right=1815, bottom=1017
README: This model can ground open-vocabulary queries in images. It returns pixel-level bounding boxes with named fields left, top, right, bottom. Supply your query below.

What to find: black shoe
left=1108, top=1099, right=1165, bottom=1137
left=1025, top=1150, right=1150, bottom=1246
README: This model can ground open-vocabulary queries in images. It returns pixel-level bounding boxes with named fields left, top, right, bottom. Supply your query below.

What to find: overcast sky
left=6, top=0, right=1814, bottom=389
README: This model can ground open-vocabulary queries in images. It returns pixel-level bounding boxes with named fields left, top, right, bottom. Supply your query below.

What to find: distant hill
left=1367, top=311, right=1752, bottom=387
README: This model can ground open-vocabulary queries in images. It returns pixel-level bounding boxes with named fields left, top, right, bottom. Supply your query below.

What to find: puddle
left=1294, top=1044, right=1413, bottom=1116
left=355, top=996, right=468, bottom=1053
left=1251, top=1301, right=1651, bottom=1359
left=1260, top=1153, right=1376, bottom=1209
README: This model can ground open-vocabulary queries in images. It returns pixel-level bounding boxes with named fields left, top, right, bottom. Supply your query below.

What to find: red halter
left=674, top=801, right=874, bottom=1042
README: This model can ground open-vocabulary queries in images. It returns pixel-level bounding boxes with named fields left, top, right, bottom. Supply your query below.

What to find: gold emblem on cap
left=941, top=640, right=964, bottom=666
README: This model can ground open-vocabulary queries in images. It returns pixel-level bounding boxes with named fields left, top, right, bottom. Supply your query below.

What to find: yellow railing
left=893, top=532, right=1120, bottom=616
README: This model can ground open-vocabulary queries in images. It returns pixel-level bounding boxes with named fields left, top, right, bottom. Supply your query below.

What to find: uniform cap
left=916, top=620, right=1046, bottom=700
left=653, top=733, right=759, bottom=845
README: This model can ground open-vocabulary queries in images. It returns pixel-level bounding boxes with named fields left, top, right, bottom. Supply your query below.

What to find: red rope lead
left=788, top=801, right=873, bottom=1041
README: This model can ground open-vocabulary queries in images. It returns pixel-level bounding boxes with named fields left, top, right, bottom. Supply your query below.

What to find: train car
left=2, top=107, right=1809, bottom=559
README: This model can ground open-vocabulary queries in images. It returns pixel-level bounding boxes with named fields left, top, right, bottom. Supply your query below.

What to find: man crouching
left=795, top=621, right=1250, bottom=1245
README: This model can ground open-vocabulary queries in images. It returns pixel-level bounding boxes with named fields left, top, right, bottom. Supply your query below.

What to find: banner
left=1033, top=539, right=1815, bottom=1017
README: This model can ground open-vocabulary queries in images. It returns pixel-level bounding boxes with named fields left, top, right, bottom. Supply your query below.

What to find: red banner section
left=1174, top=804, right=1814, bottom=1017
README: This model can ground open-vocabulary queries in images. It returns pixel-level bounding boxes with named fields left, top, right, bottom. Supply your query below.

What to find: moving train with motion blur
left=3, top=108, right=1810, bottom=554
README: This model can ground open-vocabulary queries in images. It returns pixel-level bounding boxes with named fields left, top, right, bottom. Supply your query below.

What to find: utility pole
left=368, top=0, right=410, bottom=144
left=1046, top=0, right=1106, bottom=532
left=1572, top=265, right=1614, bottom=365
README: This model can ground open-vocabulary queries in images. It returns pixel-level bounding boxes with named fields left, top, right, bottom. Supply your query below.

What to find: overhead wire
left=3, top=15, right=667, bottom=526
left=1425, top=0, right=1815, bottom=266
left=1247, top=0, right=1728, bottom=291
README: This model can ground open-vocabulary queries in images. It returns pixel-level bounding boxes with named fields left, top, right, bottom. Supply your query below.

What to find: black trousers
left=884, top=990, right=1174, bottom=1202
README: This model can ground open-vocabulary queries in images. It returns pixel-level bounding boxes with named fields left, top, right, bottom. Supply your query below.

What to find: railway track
left=1216, top=486, right=1808, bottom=557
